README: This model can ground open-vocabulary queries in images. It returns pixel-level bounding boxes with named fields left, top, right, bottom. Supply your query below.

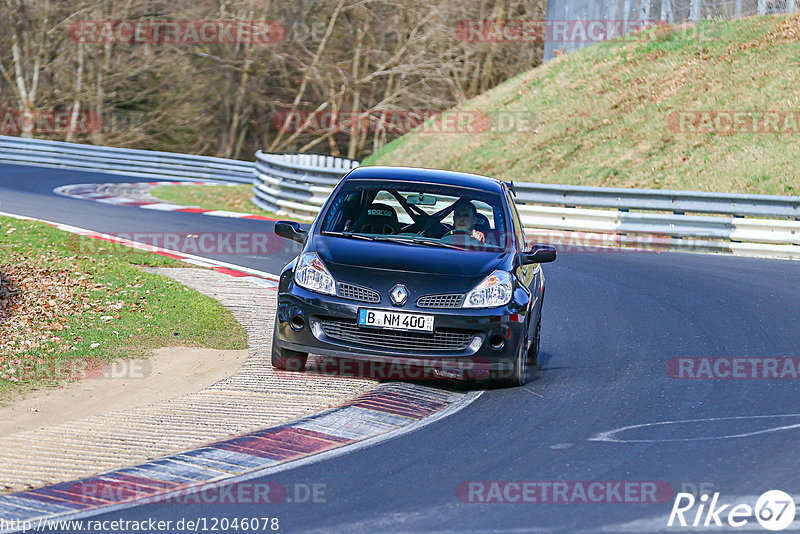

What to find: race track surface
left=2, top=163, right=798, bottom=533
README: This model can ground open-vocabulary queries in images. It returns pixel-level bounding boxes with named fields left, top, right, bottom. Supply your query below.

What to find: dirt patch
left=0, top=346, right=248, bottom=436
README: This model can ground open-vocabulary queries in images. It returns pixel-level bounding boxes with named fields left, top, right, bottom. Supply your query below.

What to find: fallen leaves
left=0, top=247, right=126, bottom=382
left=764, top=14, right=800, bottom=44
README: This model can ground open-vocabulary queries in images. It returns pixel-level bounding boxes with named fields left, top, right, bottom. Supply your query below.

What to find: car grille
left=337, top=282, right=380, bottom=303
left=416, top=294, right=464, bottom=308
left=320, top=319, right=474, bottom=352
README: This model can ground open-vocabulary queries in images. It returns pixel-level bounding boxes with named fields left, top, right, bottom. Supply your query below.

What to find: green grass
left=0, top=216, right=247, bottom=399
left=150, top=184, right=281, bottom=218
left=364, top=14, right=800, bottom=195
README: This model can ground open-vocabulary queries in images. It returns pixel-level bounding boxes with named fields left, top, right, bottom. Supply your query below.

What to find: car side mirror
left=520, top=245, right=557, bottom=265
left=274, top=221, right=308, bottom=244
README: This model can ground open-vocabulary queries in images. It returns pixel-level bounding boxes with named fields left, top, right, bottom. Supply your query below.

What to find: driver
left=450, top=199, right=485, bottom=243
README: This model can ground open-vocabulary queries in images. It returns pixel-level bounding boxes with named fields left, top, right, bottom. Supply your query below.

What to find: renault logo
left=390, top=284, right=408, bottom=306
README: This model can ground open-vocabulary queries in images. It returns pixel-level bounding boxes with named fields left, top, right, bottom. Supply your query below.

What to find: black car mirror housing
left=519, top=245, right=557, bottom=265
left=275, top=220, right=308, bottom=243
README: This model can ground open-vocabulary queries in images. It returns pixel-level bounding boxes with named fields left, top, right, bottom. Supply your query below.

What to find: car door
left=506, top=188, right=540, bottom=339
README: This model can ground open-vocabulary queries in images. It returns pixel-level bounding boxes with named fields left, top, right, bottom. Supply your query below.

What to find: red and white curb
left=0, top=210, right=279, bottom=289
left=0, top=384, right=480, bottom=529
left=53, top=181, right=280, bottom=222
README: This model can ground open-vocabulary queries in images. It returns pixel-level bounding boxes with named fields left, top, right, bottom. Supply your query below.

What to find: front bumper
left=275, top=285, right=529, bottom=378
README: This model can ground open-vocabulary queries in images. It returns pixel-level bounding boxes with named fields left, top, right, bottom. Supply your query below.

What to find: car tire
left=271, top=318, right=308, bottom=372
left=494, top=338, right=527, bottom=387
left=528, top=316, right=541, bottom=366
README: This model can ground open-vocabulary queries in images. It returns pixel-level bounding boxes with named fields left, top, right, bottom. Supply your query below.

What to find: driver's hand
left=472, top=229, right=485, bottom=243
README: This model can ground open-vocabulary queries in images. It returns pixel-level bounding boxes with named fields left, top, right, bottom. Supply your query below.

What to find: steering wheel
left=441, top=229, right=484, bottom=246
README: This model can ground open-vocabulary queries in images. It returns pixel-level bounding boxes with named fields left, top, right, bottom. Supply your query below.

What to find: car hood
left=313, top=235, right=511, bottom=293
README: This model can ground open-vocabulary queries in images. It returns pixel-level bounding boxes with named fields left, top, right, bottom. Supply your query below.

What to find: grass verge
left=150, top=184, right=281, bottom=218
left=0, top=216, right=247, bottom=400
left=364, top=14, right=800, bottom=195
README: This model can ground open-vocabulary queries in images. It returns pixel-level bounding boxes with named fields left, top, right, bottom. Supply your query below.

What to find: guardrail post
left=640, top=0, right=651, bottom=21
left=660, top=0, right=673, bottom=22
left=689, top=0, right=701, bottom=21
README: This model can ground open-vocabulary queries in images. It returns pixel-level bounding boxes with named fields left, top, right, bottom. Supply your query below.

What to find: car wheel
left=271, top=317, right=308, bottom=372
left=528, top=316, right=541, bottom=366
left=494, top=338, right=527, bottom=387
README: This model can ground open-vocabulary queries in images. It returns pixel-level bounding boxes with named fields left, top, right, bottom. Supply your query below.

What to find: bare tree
left=0, top=0, right=544, bottom=158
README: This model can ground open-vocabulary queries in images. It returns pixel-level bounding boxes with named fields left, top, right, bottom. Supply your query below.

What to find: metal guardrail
left=252, top=151, right=359, bottom=218
left=252, top=151, right=800, bottom=260
left=0, top=135, right=255, bottom=183
left=513, top=184, right=800, bottom=218
left=1, top=136, right=796, bottom=259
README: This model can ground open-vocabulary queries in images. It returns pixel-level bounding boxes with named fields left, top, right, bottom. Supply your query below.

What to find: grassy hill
left=364, top=14, right=800, bottom=195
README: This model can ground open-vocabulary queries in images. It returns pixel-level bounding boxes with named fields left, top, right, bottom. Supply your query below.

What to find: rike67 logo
left=668, top=490, right=797, bottom=531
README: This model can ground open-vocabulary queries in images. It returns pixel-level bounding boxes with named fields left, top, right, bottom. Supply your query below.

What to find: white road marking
left=590, top=413, right=800, bottom=443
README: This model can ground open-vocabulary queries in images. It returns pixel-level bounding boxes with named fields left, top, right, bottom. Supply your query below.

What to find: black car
left=271, top=166, right=556, bottom=386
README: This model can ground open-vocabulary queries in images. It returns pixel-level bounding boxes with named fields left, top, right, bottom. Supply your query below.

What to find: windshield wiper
left=321, top=231, right=376, bottom=241
left=323, top=232, right=465, bottom=250
left=408, top=238, right=463, bottom=250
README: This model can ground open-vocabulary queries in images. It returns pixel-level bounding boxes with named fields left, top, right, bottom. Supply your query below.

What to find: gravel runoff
left=0, top=268, right=378, bottom=492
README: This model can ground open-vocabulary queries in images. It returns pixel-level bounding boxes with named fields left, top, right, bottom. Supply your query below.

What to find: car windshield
left=319, top=180, right=509, bottom=252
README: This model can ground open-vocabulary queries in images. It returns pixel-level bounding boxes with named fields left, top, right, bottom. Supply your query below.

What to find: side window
left=326, top=191, right=363, bottom=232
left=506, top=190, right=526, bottom=249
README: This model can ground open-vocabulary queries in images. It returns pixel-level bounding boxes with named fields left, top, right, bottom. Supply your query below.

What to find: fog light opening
left=489, top=335, right=505, bottom=350
left=290, top=315, right=305, bottom=331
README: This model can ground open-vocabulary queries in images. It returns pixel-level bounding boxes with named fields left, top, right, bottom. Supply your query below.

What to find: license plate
left=357, top=308, right=434, bottom=333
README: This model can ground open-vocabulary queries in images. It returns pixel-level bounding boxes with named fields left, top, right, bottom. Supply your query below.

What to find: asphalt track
left=2, top=163, right=799, bottom=533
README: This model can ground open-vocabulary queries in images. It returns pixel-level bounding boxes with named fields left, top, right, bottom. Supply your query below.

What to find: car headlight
left=294, top=252, right=336, bottom=295
left=463, top=270, right=513, bottom=308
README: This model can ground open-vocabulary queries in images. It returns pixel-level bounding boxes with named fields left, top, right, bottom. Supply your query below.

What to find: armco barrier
left=0, top=135, right=254, bottom=183
left=252, top=150, right=359, bottom=219
left=1, top=136, right=797, bottom=259
left=252, top=151, right=800, bottom=260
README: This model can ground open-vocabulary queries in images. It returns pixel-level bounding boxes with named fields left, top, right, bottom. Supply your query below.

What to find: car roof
left=343, top=166, right=506, bottom=194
